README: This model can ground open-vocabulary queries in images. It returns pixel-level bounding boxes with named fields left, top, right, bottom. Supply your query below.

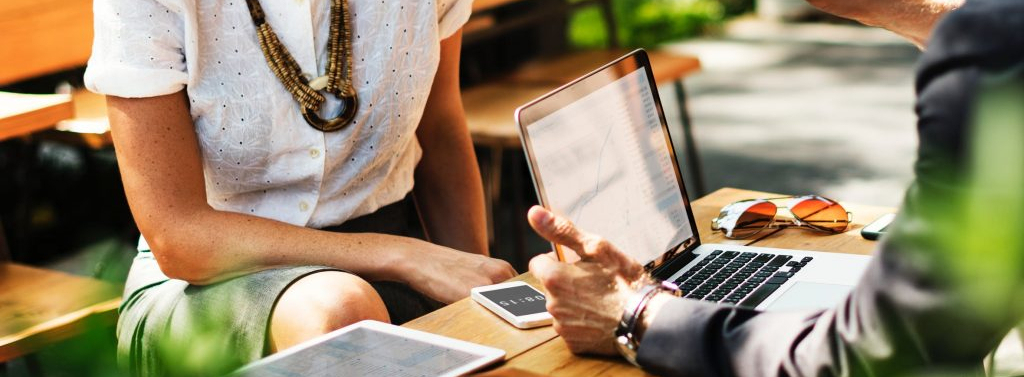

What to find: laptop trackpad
left=764, top=282, right=852, bottom=311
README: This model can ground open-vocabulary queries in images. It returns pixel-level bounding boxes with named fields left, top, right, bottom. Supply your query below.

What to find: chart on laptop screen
left=528, top=67, right=693, bottom=264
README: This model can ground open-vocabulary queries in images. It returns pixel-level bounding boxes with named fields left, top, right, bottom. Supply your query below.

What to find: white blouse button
left=309, top=148, right=321, bottom=159
left=299, top=201, right=310, bottom=212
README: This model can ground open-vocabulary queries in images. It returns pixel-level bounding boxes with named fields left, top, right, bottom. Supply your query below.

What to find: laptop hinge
left=649, top=237, right=698, bottom=280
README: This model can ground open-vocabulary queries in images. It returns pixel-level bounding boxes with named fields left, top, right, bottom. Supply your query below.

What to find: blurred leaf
left=948, top=71, right=1024, bottom=319
left=569, top=0, right=725, bottom=48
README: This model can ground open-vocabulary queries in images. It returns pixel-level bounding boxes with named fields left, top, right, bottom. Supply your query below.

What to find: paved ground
left=661, top=19, right=922, bottom=207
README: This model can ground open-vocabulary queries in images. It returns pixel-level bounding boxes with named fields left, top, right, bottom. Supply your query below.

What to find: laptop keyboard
left=672, top=250, right=813, bottom=308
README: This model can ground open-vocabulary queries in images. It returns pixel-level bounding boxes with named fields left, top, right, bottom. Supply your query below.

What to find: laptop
left=514, top=49, right=872, bottom=311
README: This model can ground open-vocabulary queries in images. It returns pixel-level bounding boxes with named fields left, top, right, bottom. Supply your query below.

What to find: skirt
left=116, top=195, right=441, bottom=377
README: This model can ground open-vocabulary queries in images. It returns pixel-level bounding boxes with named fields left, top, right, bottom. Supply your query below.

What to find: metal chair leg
left=673, top=80, right=707, bottom=197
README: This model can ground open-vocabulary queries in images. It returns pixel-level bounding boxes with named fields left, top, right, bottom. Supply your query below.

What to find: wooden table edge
left=0, top=298, right=121, bottom=361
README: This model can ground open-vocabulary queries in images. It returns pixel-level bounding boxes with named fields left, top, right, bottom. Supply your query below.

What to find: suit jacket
left=637, top=1, right=1024, bottom=376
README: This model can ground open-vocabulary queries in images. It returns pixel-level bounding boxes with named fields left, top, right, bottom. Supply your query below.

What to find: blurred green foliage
left=569, top=0, right=731, bottom=48
left=942, top=73, right=1024, bottom=320
left=717, top=0, right=756, bottom=15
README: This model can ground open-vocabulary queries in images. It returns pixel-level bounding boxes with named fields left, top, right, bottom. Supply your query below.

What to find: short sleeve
left=84, top=0, right=188, bottom=98
left=436, top=0, right=473, bottom=40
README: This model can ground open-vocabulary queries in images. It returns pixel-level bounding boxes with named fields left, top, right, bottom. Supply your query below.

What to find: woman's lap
left=118, top=195, right=436, bottom=376
left=118, top=259, right=439, bottom=376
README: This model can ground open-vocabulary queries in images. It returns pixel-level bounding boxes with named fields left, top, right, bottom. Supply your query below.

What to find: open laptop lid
left=515, top=49, right=701, bottom=271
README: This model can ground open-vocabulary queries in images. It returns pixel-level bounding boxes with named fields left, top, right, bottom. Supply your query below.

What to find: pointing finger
left=528, top=206, right=587, bottom=254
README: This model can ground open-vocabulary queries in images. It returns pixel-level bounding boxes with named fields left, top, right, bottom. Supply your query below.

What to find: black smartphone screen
left=478, top=285, right=547, bottom=316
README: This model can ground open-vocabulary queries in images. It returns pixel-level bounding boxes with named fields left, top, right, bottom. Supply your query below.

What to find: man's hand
left=526, top=206, right=644, bottom=355
left=804, top=0, right=964, bottom=47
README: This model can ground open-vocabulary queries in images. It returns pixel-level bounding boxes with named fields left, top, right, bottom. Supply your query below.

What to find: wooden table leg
left=673, top=80, right=707, bottom=197
left=0, top=220, right=9, bottom=262
left=485, top=145, right=504, bottom=247
left=9, top=138, right=39, bottom=262
left=510, top=153, right=528, bottom=271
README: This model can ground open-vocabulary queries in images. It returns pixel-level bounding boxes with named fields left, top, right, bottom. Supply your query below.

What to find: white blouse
left=85, top=0, right=472, bottom=230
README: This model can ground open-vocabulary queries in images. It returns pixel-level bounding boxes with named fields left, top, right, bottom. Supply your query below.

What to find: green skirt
left=117, top=196, right=440, bottom=377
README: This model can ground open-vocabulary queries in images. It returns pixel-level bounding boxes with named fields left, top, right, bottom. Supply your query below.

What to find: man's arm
left=634, top=2, right=1024, bottom=375
left=806, top=0, right=964, bottom=47
left=413, top=29, right=490, bottom=256
left=531, top=2, right=1024, bottom=375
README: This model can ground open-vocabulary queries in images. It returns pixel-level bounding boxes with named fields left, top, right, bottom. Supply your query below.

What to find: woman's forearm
left=146, top=206, right=422, bottom=285
left=107, top=92, right=425, bottom=285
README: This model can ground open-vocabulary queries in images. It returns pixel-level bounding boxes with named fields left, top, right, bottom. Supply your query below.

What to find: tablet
left=234, top=320, right=505, bottom=377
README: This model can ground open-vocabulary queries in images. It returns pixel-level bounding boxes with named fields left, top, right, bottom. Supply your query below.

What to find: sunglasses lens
left=730, top=202, right=776, bottom=239
left=791, top=197, right=850, bottom=233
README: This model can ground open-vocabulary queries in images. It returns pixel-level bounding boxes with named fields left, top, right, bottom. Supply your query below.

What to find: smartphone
left=861, top=213, right=896, bottom=240
left=471, top=281, right=553, bottom=329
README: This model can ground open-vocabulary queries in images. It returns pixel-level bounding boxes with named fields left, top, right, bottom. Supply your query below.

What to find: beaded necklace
left=244, top=0, right=357, bottom=132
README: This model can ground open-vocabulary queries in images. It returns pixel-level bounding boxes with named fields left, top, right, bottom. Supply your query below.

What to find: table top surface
left=462, top=50, right=701, bottom=148
left=0, top=263, right=121, bottom=360
left=0, top=92, right=73, bottom=141
left=403, top=187, right=895, bottom=376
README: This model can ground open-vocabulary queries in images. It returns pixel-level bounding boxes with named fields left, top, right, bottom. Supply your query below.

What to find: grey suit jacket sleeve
left=636, top=2, right=1024, bottom=376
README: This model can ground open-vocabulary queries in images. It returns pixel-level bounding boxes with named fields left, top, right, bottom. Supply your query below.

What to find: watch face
left=479, top=285, right=547, bottom=316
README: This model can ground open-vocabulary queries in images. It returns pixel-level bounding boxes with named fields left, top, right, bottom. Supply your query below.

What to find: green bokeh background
left=569, top=0, right=754, bottom=48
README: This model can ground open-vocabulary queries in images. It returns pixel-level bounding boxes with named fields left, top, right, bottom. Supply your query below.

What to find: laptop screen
left=517, top=51, right=696, bottom=266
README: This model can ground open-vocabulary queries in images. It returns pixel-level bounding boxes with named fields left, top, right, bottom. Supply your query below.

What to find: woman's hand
left=526, top=206, right=645, bottom=355
left=403, top=241, right=517, bottom=304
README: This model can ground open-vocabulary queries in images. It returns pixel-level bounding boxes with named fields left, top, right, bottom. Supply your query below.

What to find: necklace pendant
left=303, top=94, right=358, bottom=132
left=308, top=75, right=330, bottom=91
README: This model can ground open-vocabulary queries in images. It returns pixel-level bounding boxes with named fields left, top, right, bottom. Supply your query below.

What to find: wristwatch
left=614, top=279, right=680, bottom=366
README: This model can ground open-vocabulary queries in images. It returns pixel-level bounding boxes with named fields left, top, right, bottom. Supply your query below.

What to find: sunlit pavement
left=661, top=18, right=922, bottom=207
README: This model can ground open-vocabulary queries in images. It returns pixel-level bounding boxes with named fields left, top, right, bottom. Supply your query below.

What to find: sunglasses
left=711, top=195, right=852, bottom=239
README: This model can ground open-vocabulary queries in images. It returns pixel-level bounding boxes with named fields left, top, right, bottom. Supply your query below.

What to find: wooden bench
left=1, top=0, right=123, bottom=366
left=462, top=0, right=705, bottom=263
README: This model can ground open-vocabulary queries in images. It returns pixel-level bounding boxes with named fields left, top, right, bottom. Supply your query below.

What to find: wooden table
left=0, top=0, right=93, bottom=87
left=0, top=264, right=121, bottom=360
left=403, top=187, right=894, bottom=376
left=0, top=92, right=73, bottom=141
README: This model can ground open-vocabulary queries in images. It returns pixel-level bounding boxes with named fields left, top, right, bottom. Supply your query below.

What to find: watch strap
left=615, top=280, right=679, bottom=366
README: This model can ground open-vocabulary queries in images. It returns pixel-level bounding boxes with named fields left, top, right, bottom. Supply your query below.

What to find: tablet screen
left=523, top=65, right=694, bottom=264
left=239, top=324, right=499, bottom=377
